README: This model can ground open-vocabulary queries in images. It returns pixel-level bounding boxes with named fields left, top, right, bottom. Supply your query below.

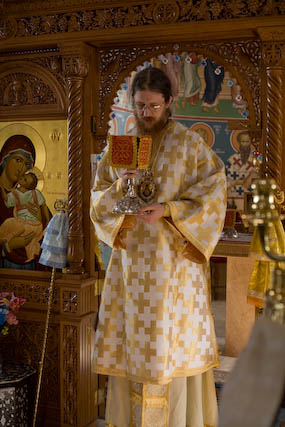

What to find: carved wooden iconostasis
left=0, top=41, right=98, bottom=426
left=0, top=1, right=285, bottom=426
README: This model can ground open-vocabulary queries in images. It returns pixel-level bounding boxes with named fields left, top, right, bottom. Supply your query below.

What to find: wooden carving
left=1, top=73, right=56, bottom=105
left=261, top=41, right=285, bottom=188
left=0, top=272, right=97, bottom=426
left=0, top=278, right=59, bottom=308
left=62, top=54, right=89, bottom=274
left=0, top=319, right=60, bottom=421
left=0, top=59, right=68, bottom=118
left=32, top=55, right=67, bottom=93
left=62, top=290, right=78, bottom=313
left=0, top=1, right=284, bottom=40
left=97, top=39, right=261, bottom=140
left=62, top=324, right=78, bottom=425
left=262, top=41, right=285, bottom=67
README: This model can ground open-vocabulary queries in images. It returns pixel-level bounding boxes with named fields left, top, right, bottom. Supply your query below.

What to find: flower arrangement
left=0, top=292, right=26, bottom=335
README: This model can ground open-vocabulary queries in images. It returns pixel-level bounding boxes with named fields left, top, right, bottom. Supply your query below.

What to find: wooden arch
left=0, top=60, right=68, bottom=120
left=96, top=39, right=262, bottom=152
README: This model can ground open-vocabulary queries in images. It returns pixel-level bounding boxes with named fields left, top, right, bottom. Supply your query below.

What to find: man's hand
left=137, top=203, right=164, bottom=224
left=121, top=169, right=139, bottom=190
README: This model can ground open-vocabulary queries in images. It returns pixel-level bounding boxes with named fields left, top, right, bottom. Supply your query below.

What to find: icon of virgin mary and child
left=0, top=134, right=51, bottom=270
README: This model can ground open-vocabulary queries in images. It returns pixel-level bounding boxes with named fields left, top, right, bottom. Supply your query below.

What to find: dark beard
left=240, top=144, right=251, bottom=165
left=134, top=111, right=170, bottom=136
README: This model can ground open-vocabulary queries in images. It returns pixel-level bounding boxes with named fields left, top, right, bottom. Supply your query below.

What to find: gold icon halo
left=0, top=122, right=46, bottom=174
left=191, top=122, right=215, bottom=148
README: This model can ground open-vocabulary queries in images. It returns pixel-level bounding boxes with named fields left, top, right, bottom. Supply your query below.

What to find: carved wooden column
left=57, top=274, right=98, bottom=427
left=258, top=28, right=285, bottom=191
left=61, top=44, right=89, bottom=274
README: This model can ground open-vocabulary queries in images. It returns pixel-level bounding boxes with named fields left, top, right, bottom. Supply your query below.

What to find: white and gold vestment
left=91, top=120, right=226, bottom=387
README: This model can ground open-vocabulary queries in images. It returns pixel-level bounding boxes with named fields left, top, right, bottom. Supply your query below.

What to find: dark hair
left=131, top=67, right=172, bottom=102
left=26, top=172, right=38, bottom=190
left=237, top=131, right=250, bottom=142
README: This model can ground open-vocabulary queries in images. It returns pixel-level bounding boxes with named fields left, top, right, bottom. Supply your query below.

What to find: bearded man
left=90, top=67, right=226, bottom=427
left=226, top=131, right=256, bottom=211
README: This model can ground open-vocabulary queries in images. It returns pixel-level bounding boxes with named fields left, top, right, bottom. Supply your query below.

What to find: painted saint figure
left=0, top=172, right=50, bottom=262
left=0, top=134, right=50, bottom=269
left=181, top=52, right=201, bottom=109
left=201, top=58, right=225, bottom=113
left=225, top=131, right=257, bottom=211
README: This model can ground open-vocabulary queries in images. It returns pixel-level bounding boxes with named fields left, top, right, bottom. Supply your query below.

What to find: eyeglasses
left=134, top=102, right=164, bottom=113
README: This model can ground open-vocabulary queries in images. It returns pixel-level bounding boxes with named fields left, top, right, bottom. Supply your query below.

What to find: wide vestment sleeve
left=165, top=127, right=227, bottom=262
left=90, top=150, right=125, bottom=248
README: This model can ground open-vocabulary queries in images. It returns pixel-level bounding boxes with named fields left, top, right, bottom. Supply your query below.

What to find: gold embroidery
left=108, top=135, right=137, bottom=169
left=91, top=121, right=226, bottom=383
left=108, top=135, right=152, bottom=170
left=130, top=382, right=169, bottom=427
